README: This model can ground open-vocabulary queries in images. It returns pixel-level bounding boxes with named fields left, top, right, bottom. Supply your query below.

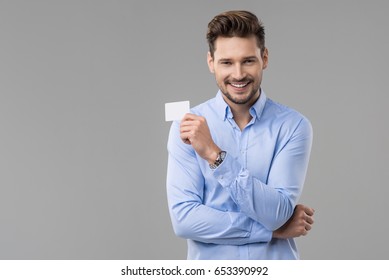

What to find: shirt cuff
left=212, top=152, right=242, bottom=188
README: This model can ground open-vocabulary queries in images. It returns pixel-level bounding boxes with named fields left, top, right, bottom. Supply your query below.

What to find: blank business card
left=165, top=101, right=190, bottom=121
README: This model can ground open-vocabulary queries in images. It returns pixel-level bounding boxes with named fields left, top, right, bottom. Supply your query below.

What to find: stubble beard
left=219, top=79, right=260, bottom=105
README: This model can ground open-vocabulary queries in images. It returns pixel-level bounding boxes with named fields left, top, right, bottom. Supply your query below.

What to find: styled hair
left=206, top=10, right=265, bottom=58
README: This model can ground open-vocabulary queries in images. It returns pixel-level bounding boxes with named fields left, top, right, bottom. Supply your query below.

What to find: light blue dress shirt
left=166, top=90, right=312, bottom=260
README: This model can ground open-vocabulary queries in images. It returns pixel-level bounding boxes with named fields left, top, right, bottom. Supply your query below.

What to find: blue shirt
left=166, top=90, right=313, bottom=260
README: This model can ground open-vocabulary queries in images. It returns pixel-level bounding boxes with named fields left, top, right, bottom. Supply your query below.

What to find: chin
left=229, top=91, right=258, bottom=104
left=226, top=95, right=252, bottom=105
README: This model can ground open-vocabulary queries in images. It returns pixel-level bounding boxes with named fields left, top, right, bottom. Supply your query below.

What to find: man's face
left=207, top=36, right=268, bottom=106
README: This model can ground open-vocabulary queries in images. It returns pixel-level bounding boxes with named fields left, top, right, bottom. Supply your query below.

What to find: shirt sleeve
left=213, top=117, right=313, bottom=231
left=166, top=121, right=272, bottom=245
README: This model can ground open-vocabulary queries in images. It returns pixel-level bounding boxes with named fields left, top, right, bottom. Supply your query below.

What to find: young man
left=166, top=10, right=314, bottom=260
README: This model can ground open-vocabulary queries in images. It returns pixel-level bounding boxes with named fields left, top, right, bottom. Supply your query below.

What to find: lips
left=230, top=82, right=249, bottom=88
left=228, top=81, right=251, bottom=90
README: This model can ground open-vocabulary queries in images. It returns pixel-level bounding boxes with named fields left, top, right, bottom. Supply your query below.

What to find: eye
left=220, top=61, right=232, bottom=65
left=243, top=59, right=255, bottom=64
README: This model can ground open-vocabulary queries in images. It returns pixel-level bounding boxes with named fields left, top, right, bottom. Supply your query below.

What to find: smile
left=230, top=82, right=249, bottom=88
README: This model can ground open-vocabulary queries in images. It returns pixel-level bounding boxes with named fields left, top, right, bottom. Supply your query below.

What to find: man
left=166, top=10, right=314, bottom=260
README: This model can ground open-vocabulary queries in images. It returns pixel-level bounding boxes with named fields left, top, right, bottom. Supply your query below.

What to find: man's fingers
left=305, top=214, right=314, bottom=225
left=180, top=125, right=192, bottom=133
left=180, top=125, right=199, bottom=139
left=180, top=117, right=207, bottom=144
left=181, top=113, right=202, bottom=122
left=304, top=206, right=315, bottom=216
left=180, top=121, right=201, bottom=131
left=180, top=132, right=192, bottom=143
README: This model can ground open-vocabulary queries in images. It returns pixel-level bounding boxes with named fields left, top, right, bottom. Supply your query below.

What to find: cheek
left=214, top=69, right=230, bottom=81
left=214, top=72, right=225, bottom=82
left=251, top=68, right=263, bottom=79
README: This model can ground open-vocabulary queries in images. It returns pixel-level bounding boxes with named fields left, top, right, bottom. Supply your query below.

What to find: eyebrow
left=243, top=56, right=259, bottom=60
left=218, top=56, right=259, bottom=62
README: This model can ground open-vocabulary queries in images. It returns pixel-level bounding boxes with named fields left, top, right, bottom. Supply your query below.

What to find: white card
left=165, top=101, right=190, bottom=121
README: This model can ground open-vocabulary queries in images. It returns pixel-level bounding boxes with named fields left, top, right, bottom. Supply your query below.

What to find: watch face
left=209, top=151, right=226, bottom=169
left=220, top=151, right=226, bottom=160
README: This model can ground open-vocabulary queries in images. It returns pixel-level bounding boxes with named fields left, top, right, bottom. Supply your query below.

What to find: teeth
left=231, top=83, right=248, bottom=88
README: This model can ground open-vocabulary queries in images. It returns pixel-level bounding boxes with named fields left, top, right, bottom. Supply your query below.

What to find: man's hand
left=272, top=204, right=315, bottom=239
left=180, top=113, right=221, bottom=164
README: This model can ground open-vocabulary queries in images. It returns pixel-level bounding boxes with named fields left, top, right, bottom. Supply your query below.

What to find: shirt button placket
left=240, top=129, right=249, bottom=168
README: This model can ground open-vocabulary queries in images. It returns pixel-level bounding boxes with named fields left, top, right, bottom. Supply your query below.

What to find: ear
left=207, top=52, right=215, bottom=73
left=262, top=48, right=269, bottom=70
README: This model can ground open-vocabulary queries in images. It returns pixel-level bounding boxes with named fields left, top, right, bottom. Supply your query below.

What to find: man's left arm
left=181, top=114, right=313, bottom=231
left=214, top=117, right=313, bottom=230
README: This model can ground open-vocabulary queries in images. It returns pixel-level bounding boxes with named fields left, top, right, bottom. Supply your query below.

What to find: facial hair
left=218, top=78, right=260, bottom=105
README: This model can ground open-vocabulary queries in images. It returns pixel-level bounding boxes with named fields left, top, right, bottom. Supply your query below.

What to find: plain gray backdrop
left=1, top=0, right=388, bottom=259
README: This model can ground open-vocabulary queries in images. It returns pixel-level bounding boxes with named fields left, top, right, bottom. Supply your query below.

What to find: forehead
left=213, top=36, right=261, bottom=59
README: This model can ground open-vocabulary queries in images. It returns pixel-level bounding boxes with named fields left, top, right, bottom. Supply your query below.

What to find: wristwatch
left=209, top=151, right=226, bottom=169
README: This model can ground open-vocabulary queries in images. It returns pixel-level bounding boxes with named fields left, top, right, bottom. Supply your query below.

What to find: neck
left=231, top=107, right=252, bottom=130
left=226, top=90, right=260, bottom=130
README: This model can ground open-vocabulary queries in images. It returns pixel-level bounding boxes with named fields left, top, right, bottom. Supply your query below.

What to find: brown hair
left=206, top=10, right=265, bottom=58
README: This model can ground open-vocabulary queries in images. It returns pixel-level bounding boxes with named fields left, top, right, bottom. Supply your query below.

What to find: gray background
left=0, top=0, right=388, bottom=259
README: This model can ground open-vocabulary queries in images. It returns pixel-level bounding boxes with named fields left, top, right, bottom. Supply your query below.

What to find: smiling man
left=166, top=10, right=314, bottom=260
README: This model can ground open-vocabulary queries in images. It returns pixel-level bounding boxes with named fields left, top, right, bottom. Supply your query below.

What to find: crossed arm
left=167, top=113, right=314, bottom=244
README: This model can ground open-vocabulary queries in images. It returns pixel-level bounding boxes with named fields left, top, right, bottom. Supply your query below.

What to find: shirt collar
left=215, top=89, right=267, bottom=121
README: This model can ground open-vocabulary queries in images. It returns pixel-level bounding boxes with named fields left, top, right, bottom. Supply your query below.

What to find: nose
left=231, top=64, right=245, bottom=81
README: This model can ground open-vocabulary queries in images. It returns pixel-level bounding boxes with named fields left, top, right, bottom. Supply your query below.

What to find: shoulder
left=264, top=98, right=312, bottom=137
left=266, top=98, right=310, bottom=121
